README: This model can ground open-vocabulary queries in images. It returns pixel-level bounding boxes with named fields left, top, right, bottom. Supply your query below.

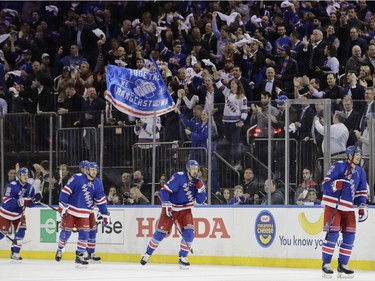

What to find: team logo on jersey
left=298, top=212, right=323, bottom=235
left=254, top=210, right=276, bottom=248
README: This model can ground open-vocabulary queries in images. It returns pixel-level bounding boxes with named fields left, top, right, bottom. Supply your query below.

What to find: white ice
left=1, top=259, right=374, bottom=281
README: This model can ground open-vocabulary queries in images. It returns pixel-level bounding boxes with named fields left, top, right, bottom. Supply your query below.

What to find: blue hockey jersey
left=321, top=160, right=367, bottom=211
left=59, top=173, right=108, bottom=218
left=160, top=171, right=207, bottom=211
left=0, top=180, right=36, bottom=220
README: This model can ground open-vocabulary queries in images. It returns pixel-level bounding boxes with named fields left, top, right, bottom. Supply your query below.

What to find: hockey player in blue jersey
left=55, top=162, right=110, bottom=267
left=83, top=161, right=105, bottom=263
left=140, top=160, right=207, bottom=269
left=76, top=160, right=101, bottom=262
left=0, top=167, right=42, bottom=261
left=321, top=146, right=368, bottom=278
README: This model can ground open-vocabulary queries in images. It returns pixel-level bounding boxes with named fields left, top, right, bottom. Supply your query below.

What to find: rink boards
left=0, top=206, right=374, bottom=270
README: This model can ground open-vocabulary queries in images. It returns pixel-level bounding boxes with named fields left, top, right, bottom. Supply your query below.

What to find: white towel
left=45, top=5, right=58, bottom=16
left=217, top=12, right=240, bottom=26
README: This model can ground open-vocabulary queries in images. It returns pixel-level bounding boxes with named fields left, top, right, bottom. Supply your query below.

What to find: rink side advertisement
left=0, top=206, right=374, bottom=270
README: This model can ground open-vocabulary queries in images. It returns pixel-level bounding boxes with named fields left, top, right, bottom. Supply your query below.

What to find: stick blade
left=6, top=238, right=32, bottom=245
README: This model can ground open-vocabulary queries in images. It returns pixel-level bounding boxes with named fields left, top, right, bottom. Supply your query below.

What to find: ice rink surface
left=1, top=259, right=374, bottom=281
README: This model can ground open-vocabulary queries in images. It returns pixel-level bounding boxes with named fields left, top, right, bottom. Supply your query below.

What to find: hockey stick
left=39, top=202, right=59, bottom=211
left=325, top=150, right=355, bottom=240
left=7, top=206, right=31, bottom=246
left=171, top=216, right=194, bottom=254
left=0, top=229, right=31, bottom=245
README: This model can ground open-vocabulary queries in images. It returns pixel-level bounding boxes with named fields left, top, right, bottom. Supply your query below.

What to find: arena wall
left=0, top=206, right=374, bottom=270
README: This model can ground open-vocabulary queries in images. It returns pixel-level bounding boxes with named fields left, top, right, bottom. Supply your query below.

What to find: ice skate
left=55, top=249, right=63, bottom=262
left=10, top=252, right=22, bottom=263
left=337, top=261, right=354, bottom=279
left=179, top=256, right=190, bottom=270
left=75, top=252, right=89, bottom=268
left=140, top=253, right=150, bottom=265
left=322, top=262, right=333, bottom=278
left=85, top=253, right=101, bottom=263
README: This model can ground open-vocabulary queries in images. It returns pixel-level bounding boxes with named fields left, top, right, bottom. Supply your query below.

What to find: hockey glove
left=99, top=213, right=111, bottom=226
left=162, top=201, right=173, bottom=218
left=23, top=197, right=31, bottom=207
left=32, top=192, right=42, bottom=203
left=331, top=179, right=351, bottom=192
left=358, top=204, right=368, bottom=223
left=58, top=202, right=69, bottom=218
left=96, top=213, right=103, bottom=221
left=193, top=178, right=206, bottom=193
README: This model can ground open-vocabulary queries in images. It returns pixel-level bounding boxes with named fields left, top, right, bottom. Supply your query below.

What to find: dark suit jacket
left=344, top=110, right=361, bottom=146
left=297, top=106, right=316, bottom=140
left=303, top=41, right=326, bottom=77
left=343, top=84, right=366, bottom=112
left=257, top=78, right=284, bottom=100
left=187, top=83, right=225, bottom=106
left=323, top=84, right=345, bottom=112
left=239, top=76, right=253, bottom=101
left=277, top=57, right=299, bottom=94
left=291, top=40, right=306, bottom=76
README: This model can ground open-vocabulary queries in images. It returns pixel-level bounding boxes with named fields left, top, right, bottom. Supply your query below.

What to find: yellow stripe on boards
left=0, top=251, right=374, bottom=270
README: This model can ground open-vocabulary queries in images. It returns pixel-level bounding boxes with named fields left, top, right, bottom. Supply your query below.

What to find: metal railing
left=250, top=138, right=298, bottom=186
left=1, top=100, right=374, bottom=205
left=56, top=127, right=98, bottom=166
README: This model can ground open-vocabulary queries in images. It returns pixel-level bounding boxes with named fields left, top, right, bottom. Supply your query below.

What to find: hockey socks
left=11, top=228, right=26, bottom=255
left=87, top=229, right=97, bottom=255
left=141, top=231, right=167, bottom=265
left=146, top=231, right=166, bottom=255
left=322, top=232, right=339, bottom=264
left=338, top=232, right=355, bottom=266
left=75, top=230, right=89, bottom=268
left=57, top=230, right=72, bottom=249
left=76, top=230, right=89, bottom=253
left=178, top=228, right=193, bottom=258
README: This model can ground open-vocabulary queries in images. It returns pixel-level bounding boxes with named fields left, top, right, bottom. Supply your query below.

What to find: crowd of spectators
left=1, top=1, right=375, bottom=204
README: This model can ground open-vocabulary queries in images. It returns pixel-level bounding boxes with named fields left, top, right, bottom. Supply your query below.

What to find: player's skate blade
left=75, top=252, right=89, bottom=268
left=140, top=253, right=150, bottom=265
left=55, top=249, right=63, bottom=262
left=10, top=252, right=22, bottom=263
left=337, top=262, right=354, bottom=279
left=322, top=263, right=333, bottom=278
left=85, top=253, right=101, bottom=263
left=179, top=256, right=190, bottom=270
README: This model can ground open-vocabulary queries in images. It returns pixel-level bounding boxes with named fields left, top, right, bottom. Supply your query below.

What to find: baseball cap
left=41, top=53, right=50, bottom=59
left=307, top=187, right=318, bottom=194
left=80, top=61, right=90, bottom=67
left=279, top=45, right=290, bottom=52
left=279, top=44, right=291, bottom=55
left=22, top=49, right=32, bottom=56
left=62, top=66, right=71, bottom=72
left=276, top=95, right=289, bottom=102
